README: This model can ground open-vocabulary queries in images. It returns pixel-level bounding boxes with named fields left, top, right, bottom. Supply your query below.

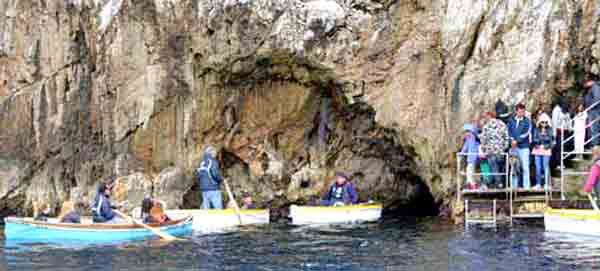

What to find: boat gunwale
left=167, top=209, right=269, bottom=215
left=290, top=204, right=383, bottom=212
left=4, top=216, right=191, bottom=231
left=545, top=208, right=600, bottom=220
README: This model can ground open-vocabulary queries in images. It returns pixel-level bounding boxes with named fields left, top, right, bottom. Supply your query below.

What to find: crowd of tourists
left=460, top=79, right=600, bottom=191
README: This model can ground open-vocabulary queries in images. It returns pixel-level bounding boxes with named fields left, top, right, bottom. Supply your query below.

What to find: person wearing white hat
left=532, top=112, right=554, bottom=190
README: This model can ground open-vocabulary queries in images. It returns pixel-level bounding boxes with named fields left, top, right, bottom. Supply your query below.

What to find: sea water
left=2, top=217, right=599, bottom=270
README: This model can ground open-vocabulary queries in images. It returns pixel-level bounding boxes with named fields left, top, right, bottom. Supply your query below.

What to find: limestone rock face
left=1, top=0, right=599, bottom=218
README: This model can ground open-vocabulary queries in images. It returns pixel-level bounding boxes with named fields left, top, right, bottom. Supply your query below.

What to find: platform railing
left=560, top=99, right=600, bottom=200
left=456, top=152, right=510, bottom=203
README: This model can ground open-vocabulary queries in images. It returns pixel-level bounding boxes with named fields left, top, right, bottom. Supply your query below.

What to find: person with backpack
left=196, top=145, right=224, bottom=209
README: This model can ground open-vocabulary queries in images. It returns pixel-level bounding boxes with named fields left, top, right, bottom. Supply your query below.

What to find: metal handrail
left=563, top=115, right=600, bottom=145
left=456, top=152, right=510, bottom=196
left=560, top=97, right=600, bottom=200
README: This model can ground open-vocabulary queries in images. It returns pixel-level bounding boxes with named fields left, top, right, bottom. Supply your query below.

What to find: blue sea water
left=2, top=217, right=599, bottom=270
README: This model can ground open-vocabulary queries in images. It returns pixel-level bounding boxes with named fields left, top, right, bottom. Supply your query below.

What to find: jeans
left=517, top=148, right=530, bottom=189
left=592, top=111, right=600, bottom=146
left=201, top=190, right=223, bottom=209
left=466, top=163, right=475, bottom=185
left=535, top=155, right=550, bottom=188
left=511, top=171, right=520, bottom=189
left=487, top=154, right=505, bottom=187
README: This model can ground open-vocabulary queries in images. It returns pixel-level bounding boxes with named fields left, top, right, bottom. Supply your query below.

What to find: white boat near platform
left=165, top=209, right=270, bottom=232
left=289, top=203, right=382, bottom=225
left=545, top=208, right=600, bottom=236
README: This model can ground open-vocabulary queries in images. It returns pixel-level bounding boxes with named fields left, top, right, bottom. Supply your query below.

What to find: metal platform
left=462, top=189, right=509, bottom=195
left=465, top=199, right=496, bottom=228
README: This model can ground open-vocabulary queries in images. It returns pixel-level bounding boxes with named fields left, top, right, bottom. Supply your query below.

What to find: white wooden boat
left=289, top=203, right=382, bottom=225
left=165, top=209, right=269, bottom=232
left=545, top=208, right=600, bottom=236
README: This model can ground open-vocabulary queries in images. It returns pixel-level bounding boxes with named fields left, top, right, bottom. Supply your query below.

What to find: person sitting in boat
left=321, top=172, right=359, bottom=206
left=141, top=197, right=170, bottom=224
left=197, top=145, right=224, bottom=209
left=241, top=192, right=256, bottom=210
left=584, top=147, right=600, bottom=199
left=58, top=201, right=81, bottom=223
left=91, top=182, right=124, bottom=223
left=34, top=202, right=51, bottom=222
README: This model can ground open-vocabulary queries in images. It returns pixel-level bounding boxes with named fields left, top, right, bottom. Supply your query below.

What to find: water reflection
left=540, top=232, right=600, bottom=269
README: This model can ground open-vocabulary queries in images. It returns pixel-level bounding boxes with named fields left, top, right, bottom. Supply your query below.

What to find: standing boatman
left=196, top=145, right=224, bottom=209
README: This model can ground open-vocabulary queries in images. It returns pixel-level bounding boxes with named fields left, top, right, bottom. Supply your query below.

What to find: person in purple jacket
left=321, top=172, right=359, bottom=206
left=461, top=123, right=480, bottom=189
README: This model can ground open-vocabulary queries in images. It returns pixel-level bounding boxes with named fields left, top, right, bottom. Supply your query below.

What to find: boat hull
left=165, top=209, right=270, bottom=232
left=545, top=208, right=600, bottom=236
left=289, top=204, right=382, bottom=225
left=4, top=216, right=192, bottom=245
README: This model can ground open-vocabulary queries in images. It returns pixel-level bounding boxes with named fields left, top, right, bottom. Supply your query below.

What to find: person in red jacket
left=584, top=147, right=600, bottom=199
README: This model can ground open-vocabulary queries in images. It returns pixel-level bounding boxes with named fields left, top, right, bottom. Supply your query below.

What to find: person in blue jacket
left=91, top=182, right=123, bottom=223
left=197, top=145, right=224, bottom=209
left=321, top=172, right=359, bottom=206
left=508, top=103, right=532, bottom=189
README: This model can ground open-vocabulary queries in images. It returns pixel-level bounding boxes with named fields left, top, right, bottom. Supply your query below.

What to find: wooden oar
left=223, top=178, right=243, bottom=225
left=113, top=209, right=178, bottom=241
left=587, top=193, right=600, bottom=212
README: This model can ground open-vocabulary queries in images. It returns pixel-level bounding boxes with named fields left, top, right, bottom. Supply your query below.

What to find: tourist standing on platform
left=584, top=78, right=600, bottom=147
left=495, top=99, right=512, bottom=124
left=461, top=123, right=480, bottom=189
left=574, top=103, right=588, bottom=160
left=508, top=104, right=532, bottom=189
left=551, top=100, right=573, bottom=169
left=480, top=112, right=510, bottom=189
left=532, top=113, right=554, bottom=190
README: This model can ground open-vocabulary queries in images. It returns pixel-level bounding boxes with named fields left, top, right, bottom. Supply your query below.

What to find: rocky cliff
left=0, top=0, right=598, bottom=219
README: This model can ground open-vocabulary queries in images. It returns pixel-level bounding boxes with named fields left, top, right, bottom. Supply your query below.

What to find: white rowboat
left=289, top=203, right=382, bottom=225
left=545, top=208, right=600, bottom=236
left=165, top=209, right=269, bottom=232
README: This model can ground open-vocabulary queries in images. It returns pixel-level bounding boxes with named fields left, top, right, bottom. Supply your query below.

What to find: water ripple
left=2, top=218, right=600, bottom=270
